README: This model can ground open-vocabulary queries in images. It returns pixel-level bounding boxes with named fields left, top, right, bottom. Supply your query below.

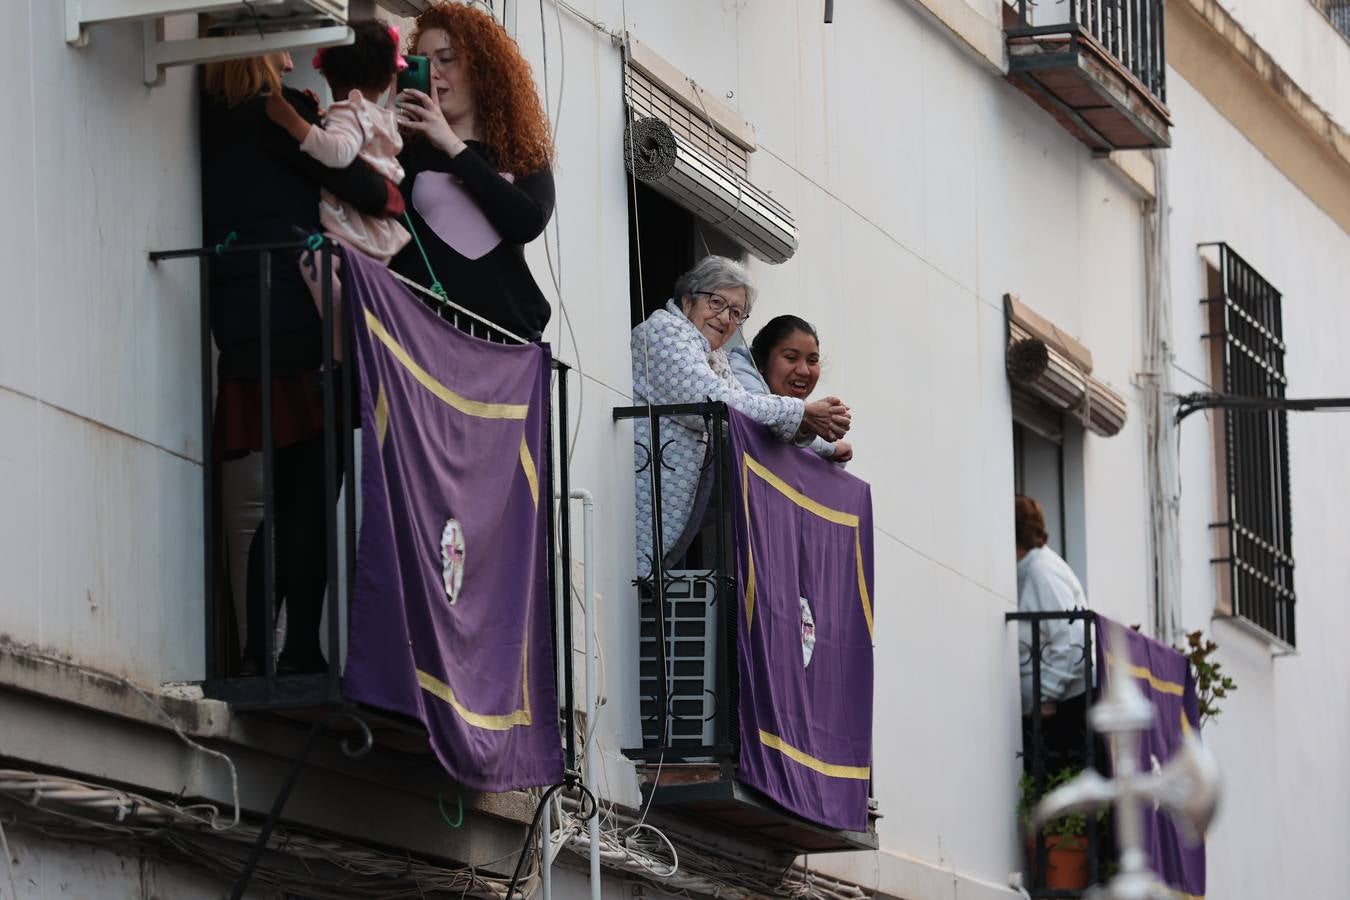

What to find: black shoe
left=276, top=653, right=329, bottom=676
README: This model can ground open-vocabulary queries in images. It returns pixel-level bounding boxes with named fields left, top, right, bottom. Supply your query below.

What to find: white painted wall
left=3, top=831, right=273, bottom=900
left=1218, top=0, right=1350, bottom=130
left=0, top=3, right=203, bottom=683
left=1167, top=72, right=1350, bottom=900
left=4, top=0, right=1349, bottom=898
left=551, top=0, right=1147, bottom=893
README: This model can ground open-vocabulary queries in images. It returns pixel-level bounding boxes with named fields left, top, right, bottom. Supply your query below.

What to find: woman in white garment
left=729, top=313, right=853, bottom=464
left=631, top=256, right=852, bottom=579
left=1016, top=493, right=1089, bottom=771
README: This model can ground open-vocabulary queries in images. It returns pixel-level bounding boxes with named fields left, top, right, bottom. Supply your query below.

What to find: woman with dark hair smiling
left=729, top=314, right=853, bottom=463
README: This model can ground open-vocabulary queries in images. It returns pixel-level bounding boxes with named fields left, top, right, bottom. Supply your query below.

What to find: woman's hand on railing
left=802, top=397, right=851, bottom=442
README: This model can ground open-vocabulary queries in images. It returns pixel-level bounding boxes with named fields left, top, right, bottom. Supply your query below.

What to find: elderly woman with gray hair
left=631, top=255, right=852, bottom=577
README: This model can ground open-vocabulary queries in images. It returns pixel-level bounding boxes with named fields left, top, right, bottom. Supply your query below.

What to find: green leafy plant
left=1018, top=767, right=1101, bottom=838
left=1178, top=630, right=1237, bottom=727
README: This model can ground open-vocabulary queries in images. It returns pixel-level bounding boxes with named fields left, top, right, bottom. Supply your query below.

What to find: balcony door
left=1012, top=403, right=1087, bottom=579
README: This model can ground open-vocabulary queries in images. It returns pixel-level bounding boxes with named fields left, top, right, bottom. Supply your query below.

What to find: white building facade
left=1, top=1, right=1347, bottom=898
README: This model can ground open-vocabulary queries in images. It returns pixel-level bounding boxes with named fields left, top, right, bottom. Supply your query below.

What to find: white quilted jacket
left=630, top=300, right=805, bottom=579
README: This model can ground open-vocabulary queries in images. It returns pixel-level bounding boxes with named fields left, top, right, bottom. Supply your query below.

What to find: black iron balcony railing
left=149, top=239, right=575, bottom=717
left=1007, top=0, right=1167, bottom=103
left=1006, top=608, right=1105, bottom=898
left=612, top=401, right=737, bottom=761
left=611, top=401, right=877, bottom=854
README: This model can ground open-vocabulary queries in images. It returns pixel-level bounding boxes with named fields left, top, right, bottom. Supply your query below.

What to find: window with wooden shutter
left=621, top=35, right=798, bottom=264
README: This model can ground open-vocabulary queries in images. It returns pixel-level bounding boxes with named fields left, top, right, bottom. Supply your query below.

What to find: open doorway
left=1011, top=398, right=1087, bottom=579
left=1013, top=422, right=1066, bottom=556
left=627, top=181, right=747, bottom=327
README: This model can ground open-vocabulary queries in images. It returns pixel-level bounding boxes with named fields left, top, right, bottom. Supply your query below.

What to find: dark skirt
left=215, top=373, right=327, bottom=460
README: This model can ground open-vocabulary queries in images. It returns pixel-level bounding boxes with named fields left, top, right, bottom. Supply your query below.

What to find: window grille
left=1312, top=1, right=1350, bottom=42
left=1203, top=244, right=1296, bottom=645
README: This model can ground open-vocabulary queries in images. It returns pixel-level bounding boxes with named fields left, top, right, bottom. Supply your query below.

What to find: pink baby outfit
left=299, top=90, right=411, bottom=262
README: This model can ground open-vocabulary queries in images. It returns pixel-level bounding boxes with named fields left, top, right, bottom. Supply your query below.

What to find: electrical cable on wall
left=531, top=2, right=602, bottom=727
left=534, top=0, right=588, bottom=462
left=0, top=751, right=867, bottom=899
left=0, top=768, right=529, bottom=899
left=528, top=20, right=629, bottom=873
left=121, top=678, right=241, bottom=832
left=550, top=794, right=872, bottom=900
left=0, top=812, right=18, bottom=900
left=618, top=7, right=686, bottom=869
left=1141, top=150, right=1183, bottom=643
left=552, top=0, right=623, bottom=39
left=617, top=0, right=678, bottom=816
left=504, top=781, right=597, bottom=900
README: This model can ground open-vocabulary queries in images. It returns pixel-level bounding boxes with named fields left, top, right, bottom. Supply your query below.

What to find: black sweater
left=390, top=139, right=555, bottom=340
left=202, top=87, right=389, bottom=379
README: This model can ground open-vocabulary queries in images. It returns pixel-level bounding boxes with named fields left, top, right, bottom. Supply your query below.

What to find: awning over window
left=622, top=35, right=798, bottom=264
left=1004, top=294, right=1127, bottom=437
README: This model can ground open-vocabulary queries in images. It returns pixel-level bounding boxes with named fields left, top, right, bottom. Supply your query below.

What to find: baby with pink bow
left=266, top=20, right=411, bottom=263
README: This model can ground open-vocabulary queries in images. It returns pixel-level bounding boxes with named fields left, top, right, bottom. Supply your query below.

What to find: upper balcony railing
left=1004, top=0, right=1171, bottom=151
left=1012, top=0, right=1167, bottom=102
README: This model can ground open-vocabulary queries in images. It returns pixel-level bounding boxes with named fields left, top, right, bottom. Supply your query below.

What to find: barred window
left=1203, top=244, right=1296, bottom=645
left=1312, top=1, right=1350, bottom=42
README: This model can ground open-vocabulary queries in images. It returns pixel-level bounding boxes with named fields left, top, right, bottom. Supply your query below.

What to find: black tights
left=243, top=434, right=342, bottom=672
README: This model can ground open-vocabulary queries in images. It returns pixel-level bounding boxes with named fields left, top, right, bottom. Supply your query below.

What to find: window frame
left=1202, top=243, right=1297, bottom=647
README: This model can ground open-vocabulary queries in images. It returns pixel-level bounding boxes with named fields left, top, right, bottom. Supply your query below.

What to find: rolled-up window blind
left=1004, top=294, right=1128, bottom=438
left=624, top=118, right=798, bottom=264
left=1011, top=387, right=1064, bottom=442
left=623, top=37, right=799, bottom=264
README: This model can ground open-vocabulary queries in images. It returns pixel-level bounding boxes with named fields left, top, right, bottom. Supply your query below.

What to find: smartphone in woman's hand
left=397, top=55, right=431, bottom=96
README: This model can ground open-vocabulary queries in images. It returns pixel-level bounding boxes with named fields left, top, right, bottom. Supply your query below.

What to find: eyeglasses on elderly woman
left=692, top=291, right=750, bottom=325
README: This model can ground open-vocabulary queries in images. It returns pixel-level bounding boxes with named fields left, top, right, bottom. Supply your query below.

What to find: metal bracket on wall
left=141, top=19, right=352, bottom=86
left=64, top=0, right=353, bottom=86
left=1174, top=391, right=1350, bottom=423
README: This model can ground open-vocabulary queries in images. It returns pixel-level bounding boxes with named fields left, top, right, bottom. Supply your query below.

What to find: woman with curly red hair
left=393, top=2, right=556, bottom=340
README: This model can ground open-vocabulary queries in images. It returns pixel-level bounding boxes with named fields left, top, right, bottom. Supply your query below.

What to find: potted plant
left=1179, top=630, right=1237, bottom=727
left=1019, top=767, right=1095, bottom=891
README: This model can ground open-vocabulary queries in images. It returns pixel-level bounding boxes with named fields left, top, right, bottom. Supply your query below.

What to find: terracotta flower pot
left=1042, top=834, right=1090, bottom=890
left=1025, top=833, right=1091, bottom=890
